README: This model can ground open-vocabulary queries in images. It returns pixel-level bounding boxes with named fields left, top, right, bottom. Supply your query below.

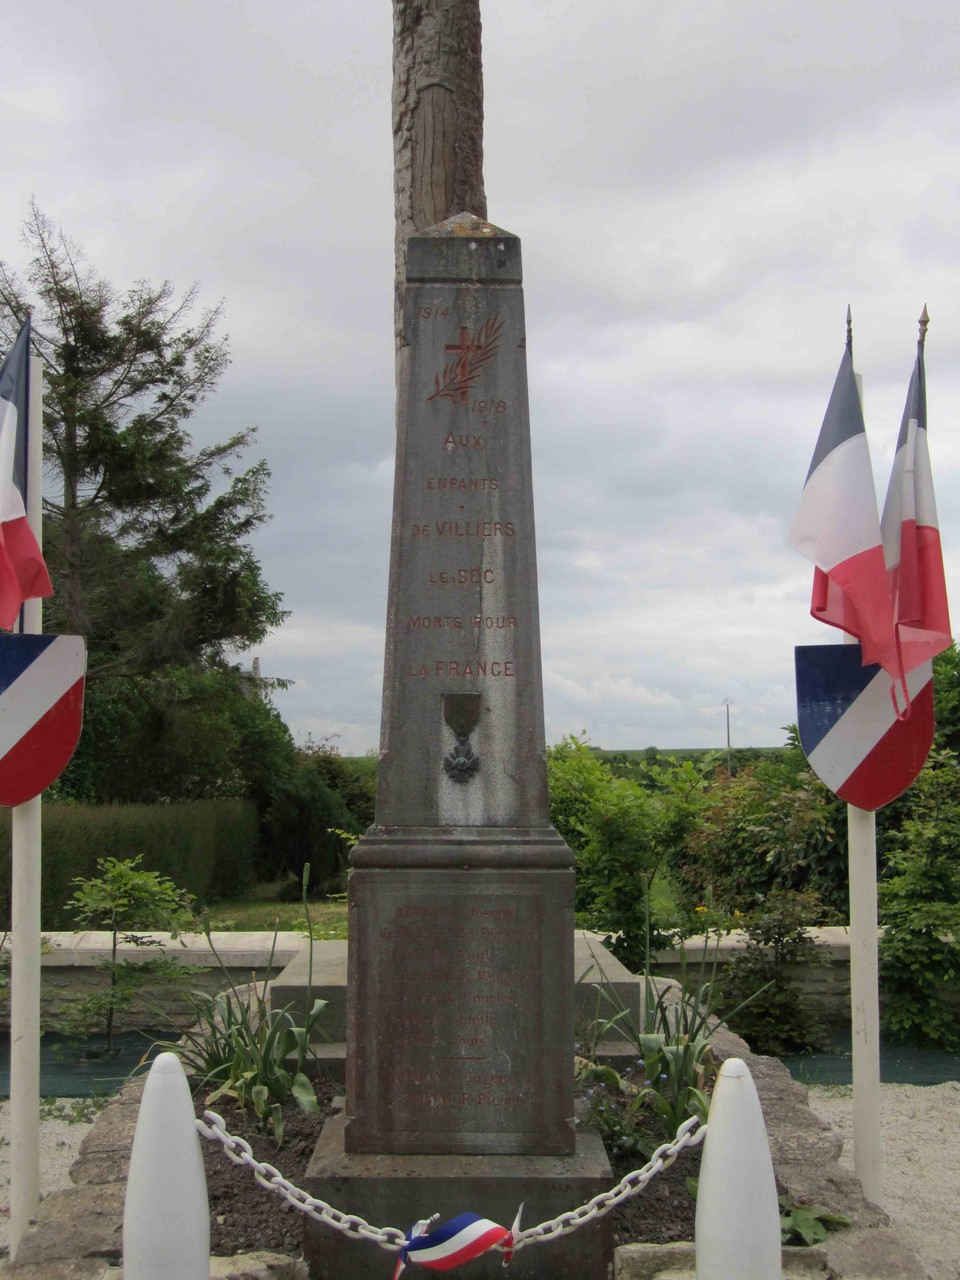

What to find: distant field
left=593, top=746, right=787, bottom=761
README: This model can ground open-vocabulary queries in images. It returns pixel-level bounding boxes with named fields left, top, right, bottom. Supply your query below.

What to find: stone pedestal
left=304, top=1112, right=613, bottom=1280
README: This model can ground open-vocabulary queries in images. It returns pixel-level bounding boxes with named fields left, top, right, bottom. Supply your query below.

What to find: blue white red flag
left=788, top=335, right=899, bottom=684
left=393, top=1212, right=517, bottom=1278
left=0, top=633, right=86, bottom=806
left=795, top=643, right=933, bottom=810
left=0, top=318, right=53, bottom=629
left=880, top=315, right=951, bottom=682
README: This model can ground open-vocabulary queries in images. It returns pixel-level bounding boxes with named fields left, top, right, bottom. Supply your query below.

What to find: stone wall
left=0, top=931, right=302, bottom=1034
left=652, top=927, right=852, bottom=1024
left=653, top=924, right=960, bottom=1025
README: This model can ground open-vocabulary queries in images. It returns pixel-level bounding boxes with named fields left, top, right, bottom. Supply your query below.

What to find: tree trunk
left=392, top=0, right=487, bottom=345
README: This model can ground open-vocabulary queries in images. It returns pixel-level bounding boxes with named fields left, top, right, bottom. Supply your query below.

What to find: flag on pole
left=880, top=308, right=951, bottom=680
left=788, top=322, right=899, bottom=681
left=0, top=319, right=53, bottom=630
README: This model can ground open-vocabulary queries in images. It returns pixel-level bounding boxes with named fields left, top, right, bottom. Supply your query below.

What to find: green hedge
left=0, top=799, right=258, bottom=929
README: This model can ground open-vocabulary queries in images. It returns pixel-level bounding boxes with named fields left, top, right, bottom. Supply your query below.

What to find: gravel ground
left=807, top=1081, right=960, bottom=1280
left=0, top=1100, right=99, bottom=1259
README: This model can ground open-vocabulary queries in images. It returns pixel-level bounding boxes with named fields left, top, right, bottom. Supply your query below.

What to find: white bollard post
left=695, top=1058, right=782, bottom=1280
left=123, top=1052, right=210, bottom=1279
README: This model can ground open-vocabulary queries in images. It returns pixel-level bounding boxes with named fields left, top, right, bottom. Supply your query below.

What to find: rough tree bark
left=392, top=0, right=487, bottom=345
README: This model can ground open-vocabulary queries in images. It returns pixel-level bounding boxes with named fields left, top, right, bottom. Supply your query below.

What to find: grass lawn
left=204, top=879, right=348, bottom=939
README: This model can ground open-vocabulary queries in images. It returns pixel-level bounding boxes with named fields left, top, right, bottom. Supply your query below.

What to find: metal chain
left=196, top=1112, right=407, bottom=1251
left=510, top=1117, right=706, bottom=1252
left=196, top=1111, right=707, bottom=1258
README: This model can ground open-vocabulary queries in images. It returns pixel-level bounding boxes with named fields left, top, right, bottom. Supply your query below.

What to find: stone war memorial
left=303, top=214, right=614, bottom=1278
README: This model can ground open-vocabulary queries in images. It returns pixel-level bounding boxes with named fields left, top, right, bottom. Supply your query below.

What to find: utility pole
left=722, top=697, right=733, bottom=776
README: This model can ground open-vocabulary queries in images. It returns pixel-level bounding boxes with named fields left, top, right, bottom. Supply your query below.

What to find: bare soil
left=197, top=1084, right=700, bottom=1258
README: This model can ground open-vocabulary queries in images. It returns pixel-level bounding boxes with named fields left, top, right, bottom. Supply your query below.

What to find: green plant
left=675, top=748, right=848, bottom=916
left=160, top=866, right=327, bottom=1145
left=63, top=856, right=197, bottom=1056
left=879, top=750, right=960, bottom=1050
left=40, top=1096, right=110, bottom=1125
left=716, top=890, right=830, bottom=1056
left=575, top=907, right=766, bottom=1159
left=779, top=1196, right=849, bottom=1245
left=549, top=735, right=708, bottom=967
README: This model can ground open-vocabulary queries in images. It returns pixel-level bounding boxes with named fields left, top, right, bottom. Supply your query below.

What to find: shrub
left=263, top=765, right=358, bottom=894
left=62, top=856, right=197, bottom=1054
left=716, top=890, right=830, bottom=1056
left=878, top=750, right=960, bottom=1050
left=548, top=735, right=707, bottom=967
left=0, top=799, right=257, bottom=928
left=675, top=750, right=848, bottom=917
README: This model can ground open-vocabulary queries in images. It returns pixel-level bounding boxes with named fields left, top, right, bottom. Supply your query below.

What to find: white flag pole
left=847, top=802, right=882, bottom=1204
left=9, top=352, right=45, bottom=1257
left=845, top=368, right=882, bottom=1206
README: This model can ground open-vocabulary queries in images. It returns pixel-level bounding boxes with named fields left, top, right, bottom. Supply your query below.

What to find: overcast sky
left=4, top=1, right=960, bottom=755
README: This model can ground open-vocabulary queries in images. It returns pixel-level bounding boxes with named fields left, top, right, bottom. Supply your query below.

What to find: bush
left=716, top=890, right=830, bottom=1056
left=548, top=735, right=706, bottom=967
left=675, top=749, right=848, bottom=917
left=62, top=855, right=197, bottom=1054
left=263, top=764, right=358, bottom=894
left=0, top=799, right=258, bottom=928
left=878, top=750, right=960, bottom=1050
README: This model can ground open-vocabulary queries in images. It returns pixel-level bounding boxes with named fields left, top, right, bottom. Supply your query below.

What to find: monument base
left=303, top=1111, right=615, bottom=1280
left=346, top=863, right=575, bottom=1155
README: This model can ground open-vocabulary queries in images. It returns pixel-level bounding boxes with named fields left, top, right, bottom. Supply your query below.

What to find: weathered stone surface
left=76, top=1102, right=141, bottom=1162
left=305, top=1112, right=612, bottom=1280
left=367, top=216, right=551, bottom=832
left=824, top=1229, right=928, bottom=1280
left=615, top=1242, right=832, bottom=1280
left=208, top=1252, right=308, bottom=1279
left=345, top=216, right=577, bottom=1163
left=268, top=942, right=348, bottom=1038
left=13, top=1184, right=125, bottom=1264
left=345, top=867, right=574, bottom=1155
left=0, top=1261, right=117, bottom=1279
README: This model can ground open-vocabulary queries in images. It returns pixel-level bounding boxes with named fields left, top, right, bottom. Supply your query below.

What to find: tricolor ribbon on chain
left=392, top=1206, right=523, bottom=1278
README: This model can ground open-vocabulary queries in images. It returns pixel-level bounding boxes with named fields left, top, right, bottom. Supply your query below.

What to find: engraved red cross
left=443, top=327, right=477, bottom=403
left=444, top=327, right=477, bottom=357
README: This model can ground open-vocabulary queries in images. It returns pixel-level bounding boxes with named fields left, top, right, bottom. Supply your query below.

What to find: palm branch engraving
left=427, top=315, right=505, bottom=405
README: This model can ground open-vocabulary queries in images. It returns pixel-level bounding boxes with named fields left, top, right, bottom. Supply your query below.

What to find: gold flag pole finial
left=845, top=304, right=853, bottom=354
left=918, top=305, right=930, bottom=346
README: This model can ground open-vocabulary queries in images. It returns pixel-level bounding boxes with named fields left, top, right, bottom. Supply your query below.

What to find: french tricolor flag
left=0, top=318, right=53, bottom=630
left=880, top=313, right=951, bottom=681
left=393, top=1212, right=515, bottom=1278
left=788, top=331, right=899, bottom=683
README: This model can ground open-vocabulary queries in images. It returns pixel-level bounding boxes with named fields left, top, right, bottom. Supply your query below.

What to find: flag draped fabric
left=0, top=319, right=53, bottom=629
left=788, top=343, right=899, bottom=681
left=392, top=1213, right=515, bottom=1278
left=880, top=338, right=951, bottom=679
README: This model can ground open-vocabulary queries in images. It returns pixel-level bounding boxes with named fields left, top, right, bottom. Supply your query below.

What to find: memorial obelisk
left=346, top=213, right=576, bottom=1157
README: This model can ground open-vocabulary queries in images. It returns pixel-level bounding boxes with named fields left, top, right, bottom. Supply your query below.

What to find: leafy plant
left=675, top=748, right=848, bottom=917
left=716, top=890, right=830, bottom=1056
left=878, top=750, right=960, bottom=1050
left=159, top=866, right=327, bottom=1145
left=779, top=1196, right=849, bottom=1245
left=575, top=906, right=765, bottom=1159
left=548, top=735, right=708, bottom=966
left=63, top=856, right=197, bottom=1056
